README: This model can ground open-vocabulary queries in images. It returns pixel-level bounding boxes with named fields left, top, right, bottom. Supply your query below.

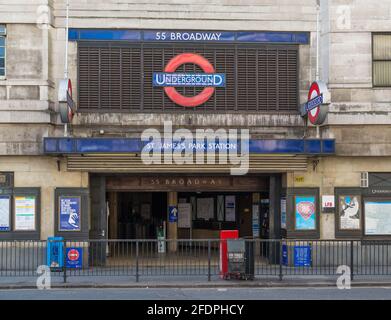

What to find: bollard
left=136, top=240, right=139, bottom=283
left=350, top=240, right=354, bottom=281
left=279, top=241, right=283, bottom=281
left=63, top=240, right=67, bottom=283
left=208, top=240, right=211, bottom=282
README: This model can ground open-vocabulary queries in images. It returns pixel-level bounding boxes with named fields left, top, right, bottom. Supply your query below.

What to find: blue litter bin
left=47, top=237, right=64, bottom=270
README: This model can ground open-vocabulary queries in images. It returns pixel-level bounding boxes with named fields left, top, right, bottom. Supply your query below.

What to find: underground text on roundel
left=147, top=304, right=245, bottom=317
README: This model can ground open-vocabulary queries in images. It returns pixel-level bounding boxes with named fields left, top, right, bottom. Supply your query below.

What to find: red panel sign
left=220, top=230, right=239, bottom=278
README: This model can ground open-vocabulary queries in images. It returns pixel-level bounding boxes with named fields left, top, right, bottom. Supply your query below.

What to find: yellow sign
left=295, top=176, right=305, bottom=183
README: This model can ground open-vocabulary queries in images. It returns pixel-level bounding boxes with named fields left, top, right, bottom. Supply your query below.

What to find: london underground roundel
left=153, top=53, right=226, bottom=107
left=58, top=78, right=76, bottom=123
left=304, top=80, right=330, bottom=125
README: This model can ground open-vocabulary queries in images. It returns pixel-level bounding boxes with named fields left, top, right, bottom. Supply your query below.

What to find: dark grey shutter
left=78, top=42, right=299, bottom=113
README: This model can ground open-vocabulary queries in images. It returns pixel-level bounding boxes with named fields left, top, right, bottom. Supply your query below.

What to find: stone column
left=269, top=174, right=282, bottom=263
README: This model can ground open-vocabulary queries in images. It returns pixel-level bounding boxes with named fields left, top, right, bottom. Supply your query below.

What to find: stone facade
left=0, top=0, right=390, bottom=239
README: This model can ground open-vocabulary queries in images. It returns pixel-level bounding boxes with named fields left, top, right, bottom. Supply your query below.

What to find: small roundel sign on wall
left=300, top=80, right=330, bottom=125
left=58, top=78, right=77, bottom=123
left=153, top=53, right=226, bottom=107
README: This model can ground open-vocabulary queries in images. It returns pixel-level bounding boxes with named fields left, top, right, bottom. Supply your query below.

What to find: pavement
left=2, top=274, right=391, bottom=289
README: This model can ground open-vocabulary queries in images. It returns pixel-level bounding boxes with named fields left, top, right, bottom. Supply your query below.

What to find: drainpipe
left=63, top=0, right=69, bottom=137
left=315, top=0, right=321, bottom=139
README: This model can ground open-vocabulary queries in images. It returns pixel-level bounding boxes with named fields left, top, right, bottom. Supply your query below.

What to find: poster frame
left=363, top=198, right=391, bottom=237
left=6, top=187, right=41, bottom=240
left=58, top=195, right=82, bottom=232
left=0, top=194, right=11, bottom=232
left=54, top=188, right=89, bottom=240
left=286, top=188, right=320, bottom=239
left=14, top=194, right=37, bottom=232
left=334, top=187, right=363, bottom=239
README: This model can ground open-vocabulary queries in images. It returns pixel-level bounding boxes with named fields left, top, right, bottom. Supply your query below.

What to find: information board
left=178, top=203, right=191, bottom=228
left=0, top=195, right=10, bottom=231
left=365, top=201, right=391, bottom=235
left=14, top=196, right=35, bottom=231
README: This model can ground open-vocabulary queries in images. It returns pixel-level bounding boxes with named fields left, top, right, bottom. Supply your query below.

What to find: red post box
left=220, top=230, right=239, bottom=278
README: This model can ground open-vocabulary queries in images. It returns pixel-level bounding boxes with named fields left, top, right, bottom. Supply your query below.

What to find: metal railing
left=1, top=239, right=391, bottom=282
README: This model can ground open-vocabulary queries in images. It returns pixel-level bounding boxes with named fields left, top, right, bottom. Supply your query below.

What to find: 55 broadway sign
left=153, top=53, right=225, bottom=107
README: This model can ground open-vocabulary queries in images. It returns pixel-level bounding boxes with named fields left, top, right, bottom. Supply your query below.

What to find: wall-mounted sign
left=322, top=195, right=335, bottom=210
left=14, top=196, right=36, bottom=231
left=295, top=176, right=305, bottom=183
left=153, top=53, right=225, bottom=107
left=58, top=78, right=76, bottom=123
left=59, top=196, right=81, bottom=231
left=70, top=29, right=310, bottom=45
left=339, top=195, right=361, bottom=230
left=281, top=198, right=287, bottom=229
left=295, top=196, right=316, bottom=230
left=178, top=203, right=191, bottom=228
left=300, top=80, right=330, bottom=125
left=66, top=248, right=83, bottom=269
left=168, top=205, right=178, bottom=223
left=252, top=204, right=260, bottom=237
left=0, top=195, right=10, bottom=231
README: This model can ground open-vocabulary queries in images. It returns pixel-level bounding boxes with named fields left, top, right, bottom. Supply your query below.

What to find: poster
left=141, top=203, right=151, bottom=219
left=294, top=246, right=312, bottom=267
left=14, top=196, right=36, bottom=231
left=295, top=196, right=316, bottom=230
left=280, top=198, right=287, bottom=229
left=252, top=204, right=260, bottom=237
left=59, top=196, right=81, bottom=231
left=178, top=203, right=191, bottom=228
left=225, top=195, right=236, bottom=222
left=0, top=195, right=10, bottom=231
left=365, top=201, right=391, bottom=235
left=339, top=195, right=361, bottom=230
left=197, top=198, right=214, bottom=220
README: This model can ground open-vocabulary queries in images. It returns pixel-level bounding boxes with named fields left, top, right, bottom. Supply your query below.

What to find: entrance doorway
left=108, top=192, right=167, bottom=240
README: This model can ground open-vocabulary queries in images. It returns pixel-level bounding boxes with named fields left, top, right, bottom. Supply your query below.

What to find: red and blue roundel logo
left=304, top=80, right=330, bottom=125
left=153, top=53, right=226, bottom=107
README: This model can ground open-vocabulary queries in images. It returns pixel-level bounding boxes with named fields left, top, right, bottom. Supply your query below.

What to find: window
left=373, top=33, right=391, bottom=87
left=0, top=24, right=5, bottom=77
